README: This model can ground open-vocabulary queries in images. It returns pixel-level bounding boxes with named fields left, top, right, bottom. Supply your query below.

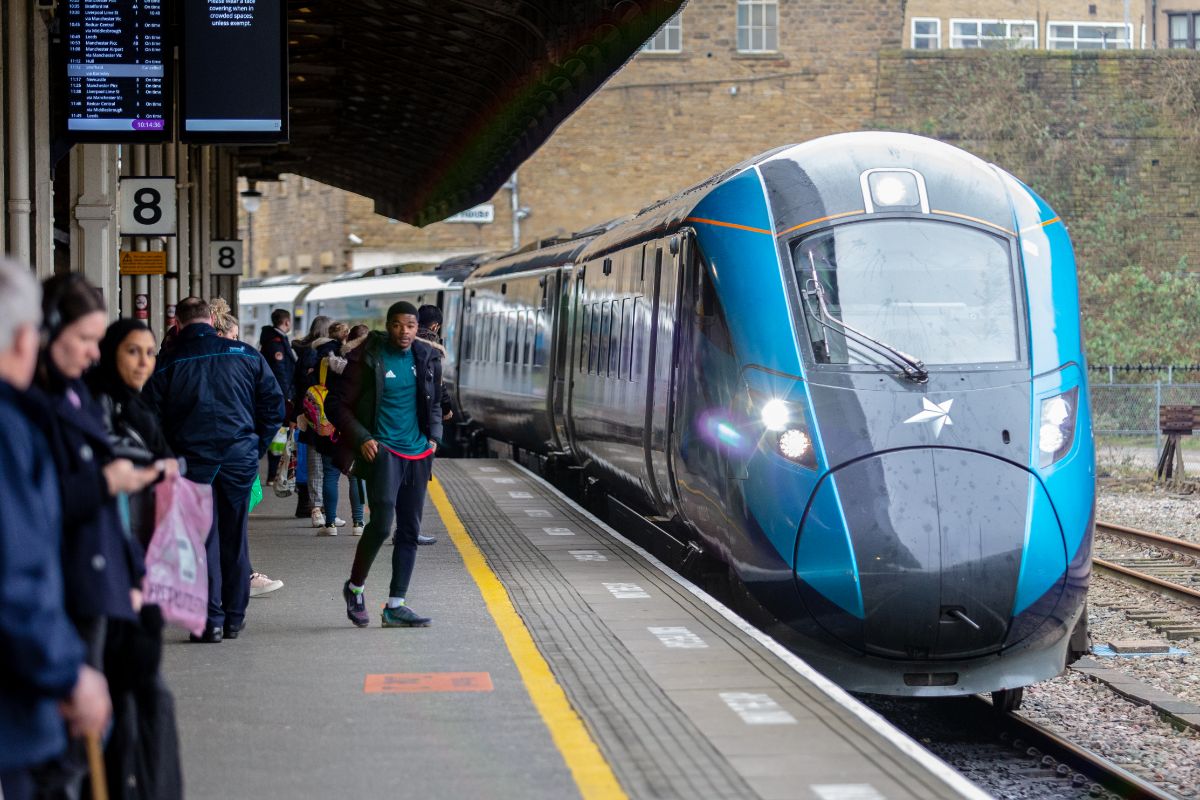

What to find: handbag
left=142, top=477, right=211, bottom=636
left=273, top=428, right=297, bottom=497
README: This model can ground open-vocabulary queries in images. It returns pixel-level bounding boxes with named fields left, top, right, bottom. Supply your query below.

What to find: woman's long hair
left=88, top=318, right=155, bottom=398
left=297, top=314, right=333, bottom=345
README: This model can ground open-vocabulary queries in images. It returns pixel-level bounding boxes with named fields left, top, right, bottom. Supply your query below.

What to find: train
left=242, top=132, right=1095, bottom=703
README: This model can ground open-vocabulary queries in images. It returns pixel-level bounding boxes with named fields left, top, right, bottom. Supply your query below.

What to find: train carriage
left=455, top=131, right=1095, bottom=700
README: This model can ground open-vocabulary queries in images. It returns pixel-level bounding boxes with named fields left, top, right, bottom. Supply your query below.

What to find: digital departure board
left=181, top=0, right=288, bottom=143
left=62, top=0, right=171, bottom=142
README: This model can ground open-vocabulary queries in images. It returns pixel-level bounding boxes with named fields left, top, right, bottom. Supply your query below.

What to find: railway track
left=1094, top=521, right=1200, bottom=608
left=865, top=695, right=1178, bottom=799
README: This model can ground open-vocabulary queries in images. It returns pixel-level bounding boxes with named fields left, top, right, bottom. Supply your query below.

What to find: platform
left=161, top=459, right=987, bottom=800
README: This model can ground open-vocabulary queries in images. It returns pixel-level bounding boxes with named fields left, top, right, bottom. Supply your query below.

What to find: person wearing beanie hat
left=328, top=300, right=443, bottom=628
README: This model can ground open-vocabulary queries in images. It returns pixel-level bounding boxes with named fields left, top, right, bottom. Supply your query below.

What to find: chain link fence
left=1089, top=367, right=1200, bottom=461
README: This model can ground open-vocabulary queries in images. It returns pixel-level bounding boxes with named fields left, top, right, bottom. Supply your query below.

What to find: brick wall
left=873, top=49, right=1200, bottom=273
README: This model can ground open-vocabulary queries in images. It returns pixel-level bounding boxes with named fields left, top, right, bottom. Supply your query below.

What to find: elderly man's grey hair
left=0, top=258, right=42, bottom=351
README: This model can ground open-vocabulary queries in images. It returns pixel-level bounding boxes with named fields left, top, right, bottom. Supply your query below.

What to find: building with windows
left=906, top=1, right=1200, bottom=50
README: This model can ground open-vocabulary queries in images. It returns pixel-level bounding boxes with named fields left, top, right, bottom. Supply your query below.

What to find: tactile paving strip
left=438, top=460, right=755, bottom=799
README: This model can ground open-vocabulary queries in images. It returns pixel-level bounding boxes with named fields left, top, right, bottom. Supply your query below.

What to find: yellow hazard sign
left=119, top=250, right=167, bottom=275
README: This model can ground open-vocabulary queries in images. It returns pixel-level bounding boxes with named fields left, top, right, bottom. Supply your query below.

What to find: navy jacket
left=327, top=333, right=443, bottom=476
left=0, top=381, right=86, bottom=771
left=144, top=323, right=284, bottom=485
left=29, top=378, right=141, bottom=623
left=258, top=325, right=295, bottom=401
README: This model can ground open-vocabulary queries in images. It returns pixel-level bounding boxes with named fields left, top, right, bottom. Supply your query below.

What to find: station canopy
left=238, top=0, right=684, bottom=227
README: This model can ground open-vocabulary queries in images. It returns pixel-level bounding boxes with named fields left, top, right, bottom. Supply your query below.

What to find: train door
left=643, top=232, right=690, bottom=516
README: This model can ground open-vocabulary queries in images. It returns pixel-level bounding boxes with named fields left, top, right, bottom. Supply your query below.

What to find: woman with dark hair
left=29, top=275, right=162, bottom=798
left=85, top=318, right=183, bottom=799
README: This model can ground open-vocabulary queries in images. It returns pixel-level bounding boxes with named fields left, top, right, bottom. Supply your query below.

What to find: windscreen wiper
left=804, top=252, right=929, bottom=383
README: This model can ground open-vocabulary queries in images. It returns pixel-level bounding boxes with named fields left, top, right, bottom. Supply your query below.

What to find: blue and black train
left=296, top=132, right=1096, bottom=701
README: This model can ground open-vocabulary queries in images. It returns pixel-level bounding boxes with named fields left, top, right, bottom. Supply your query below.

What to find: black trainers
left=381, top=604, right=431, bottom=628
left=189, top=626, right=223, bottom=643
left=343, top=580, right=369, bottom=628
left=224, top=621, right=245, bottom=639
left=417, top=534, right=437, bottom=545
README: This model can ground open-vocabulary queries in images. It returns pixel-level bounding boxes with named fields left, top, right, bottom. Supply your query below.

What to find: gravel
left=1015, top=480, right=1200, bottom=799
left=1020, top=670, right=1200, bottom=799
left=1097, top=482, right=1200, bottom=545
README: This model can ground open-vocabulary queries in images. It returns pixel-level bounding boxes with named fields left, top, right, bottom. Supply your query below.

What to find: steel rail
left=1093, top=558, right=1200, bottom=606
left=975, top=697, right=1178, bottom=800
left=1096, top=521, right=1200, bottom=557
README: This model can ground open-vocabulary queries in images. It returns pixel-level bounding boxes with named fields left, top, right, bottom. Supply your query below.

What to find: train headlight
left=1038, top=388, right=1079, bottom=467
left=779, top=429, right=812, bottom=462
left=761, top=399, right=791, bottom=431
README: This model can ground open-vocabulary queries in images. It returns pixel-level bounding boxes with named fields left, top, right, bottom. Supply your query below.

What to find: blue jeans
left=306, top=450, right=340, bottom=521
left=348, top=475, right=367, bottom=525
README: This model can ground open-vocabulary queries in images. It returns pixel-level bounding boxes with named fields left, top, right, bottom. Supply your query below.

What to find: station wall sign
left=119, top=177, right=177, bottom=236
left=181, top=0, right=288, bottom=143
left=61, top=0, right=172, bottom=143
left=119, top=250, right=167, bottom=276
left=209, top=240, right=244, bottom=275
left=444, top=204, right=496, bottom=224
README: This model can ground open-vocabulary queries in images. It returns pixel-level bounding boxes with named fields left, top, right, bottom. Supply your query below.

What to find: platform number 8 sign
left=119, top=177, right=177, bottom=236
left=209, top=240, right=243, bottom=275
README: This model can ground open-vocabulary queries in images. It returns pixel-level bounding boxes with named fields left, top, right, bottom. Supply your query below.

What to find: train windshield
left=792, top=219, right=1019, bottom=367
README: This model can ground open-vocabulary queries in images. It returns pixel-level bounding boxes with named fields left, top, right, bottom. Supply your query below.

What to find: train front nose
left=797, top=449, right=1065, bottom=660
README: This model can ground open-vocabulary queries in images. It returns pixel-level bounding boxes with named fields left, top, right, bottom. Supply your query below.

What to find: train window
left=589, top=302, right=601, bottom=373
left=609, top=299, right=624, bottom=377
left=793, top=219, right=1019, bottom=366
left=631, top=298, right=645, bottom=381
left=580, top=304, right=591, bottom=373
left=523, top=309, right=534, bottom=366
left=533, top=310, right=546, bottom=367
left=621, top=298, right=635, bottom=381
left=598, top=301, right=612, bottom=377
left=506, top=311, right=518, bottom=364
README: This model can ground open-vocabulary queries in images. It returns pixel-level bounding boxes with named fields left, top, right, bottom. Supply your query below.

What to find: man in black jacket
left=329, top=301, right=442, bottom=628
left=144, top=297, right=284, bottom=642
left=258, top=308, right=294, bottom=482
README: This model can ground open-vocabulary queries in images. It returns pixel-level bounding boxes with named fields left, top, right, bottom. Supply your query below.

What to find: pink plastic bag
left=142, top=476, right=212, bottom=636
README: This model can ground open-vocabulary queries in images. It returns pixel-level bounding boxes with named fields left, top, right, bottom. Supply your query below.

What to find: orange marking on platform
left=684, top=216, right=772, bottom=235
left=364, top=672, right=494, bottom=694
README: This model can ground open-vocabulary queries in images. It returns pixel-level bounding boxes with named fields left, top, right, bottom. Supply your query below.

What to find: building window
left=1169, top=13, right=1200, bottom=49
left=950, top=19, right=1037, bottom=49
left=1048, top=21, right=1132, bottom=49
left=643, top=13, right=682, bottom=52
left=911, top=17, right=941, bottom=49
left=737, top=0, right=778, bottom=53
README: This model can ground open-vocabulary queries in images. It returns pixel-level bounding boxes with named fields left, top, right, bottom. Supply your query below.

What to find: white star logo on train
left=904, top=398, right=954, bottom=438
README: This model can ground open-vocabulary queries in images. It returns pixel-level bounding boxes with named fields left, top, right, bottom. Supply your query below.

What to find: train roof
left=579, top=132, right=1014, bottom=260
left=465, top=236, right=595, bottom=283
left=238, top=281, right=326, bottom=305
left=303, top=270, right=463, bottom=302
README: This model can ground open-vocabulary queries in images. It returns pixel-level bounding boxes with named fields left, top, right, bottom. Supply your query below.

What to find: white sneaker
left=352, top=524, right=364, bottom=537
left=332, top=517, right=346, bottom=527
left=311, top=508, right=326, bottom=528
left=249, top=572, right=284, bottom=597
left=318, top=524, right=338, bottom=536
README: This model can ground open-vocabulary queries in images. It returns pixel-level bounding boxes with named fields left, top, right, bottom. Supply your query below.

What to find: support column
left=198, top=146, right=212, bottom=297
left=71, top=145, right=120, bottom=317
left=147, top=145, right=166, bottom=334
left=165, top=142, right=181, bottom=333
left=188, top=146, right=202, bottom=297
left=5, top=0, right=32, bottom=264
left=31, top=5, right=52, bottom=277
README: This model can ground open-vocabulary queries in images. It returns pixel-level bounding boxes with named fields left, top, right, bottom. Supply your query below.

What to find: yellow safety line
left=428, top=478, right=627, bottom=800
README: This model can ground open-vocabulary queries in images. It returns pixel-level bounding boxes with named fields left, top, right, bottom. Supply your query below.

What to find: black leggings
left=349, top=452, right=432, bottom=598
